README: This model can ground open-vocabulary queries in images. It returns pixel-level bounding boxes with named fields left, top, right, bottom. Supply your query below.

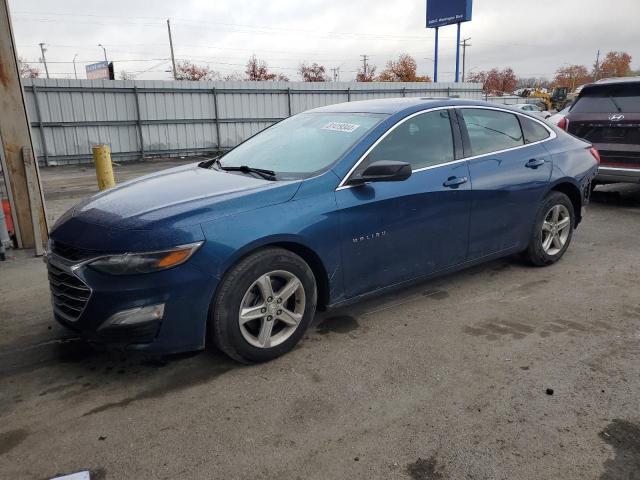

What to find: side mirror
left=350, top=160, right=412, bottom=185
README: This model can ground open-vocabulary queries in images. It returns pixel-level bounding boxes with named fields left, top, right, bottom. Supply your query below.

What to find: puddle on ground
left=599, top=419, right=640, bottom=480
left=463, top=319, right=535, bottom=340
left=0, top=428, right=29, bottom=456
left=81, top=353, right=234, bottom=417
left=405, top=455, right=443, bottom=480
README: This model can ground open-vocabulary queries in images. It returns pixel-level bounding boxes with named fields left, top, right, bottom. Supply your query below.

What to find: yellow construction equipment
left=92, top=144, right=116, bottom=190
left=521, top=87, right=572, bottom=111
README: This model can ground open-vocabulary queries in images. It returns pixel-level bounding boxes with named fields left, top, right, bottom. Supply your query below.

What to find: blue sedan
left=47, top=98, right=598, bottom=362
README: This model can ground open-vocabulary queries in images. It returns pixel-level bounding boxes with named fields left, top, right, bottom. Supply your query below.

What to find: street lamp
left=98, top=44, right=107, bottom=63
left=72, top=53, right=78, bottom=79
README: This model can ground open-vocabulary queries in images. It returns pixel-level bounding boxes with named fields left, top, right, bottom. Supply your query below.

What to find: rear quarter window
left=519, top=116, right=551, bottom=144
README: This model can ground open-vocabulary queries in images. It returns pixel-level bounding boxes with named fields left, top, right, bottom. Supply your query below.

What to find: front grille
left=47, top=261, right=91, bottom=321
left=51, top=240, right=94, bottom=261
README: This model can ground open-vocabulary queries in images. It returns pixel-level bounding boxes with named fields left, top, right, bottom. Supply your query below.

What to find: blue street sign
left=426, top=0, right=473, bottom=28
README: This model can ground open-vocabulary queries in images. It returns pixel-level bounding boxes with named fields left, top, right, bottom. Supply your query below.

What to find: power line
left=21, top=58, right=170, bottom=64
left=12, top=11, right=455, bottom=41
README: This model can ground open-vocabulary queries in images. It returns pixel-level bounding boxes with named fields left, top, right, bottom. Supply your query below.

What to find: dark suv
left=564, top=77, right=640, bottom=185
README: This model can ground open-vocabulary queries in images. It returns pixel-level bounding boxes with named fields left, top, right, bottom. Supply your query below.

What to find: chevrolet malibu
left=47, top=98, right=598, bottom=363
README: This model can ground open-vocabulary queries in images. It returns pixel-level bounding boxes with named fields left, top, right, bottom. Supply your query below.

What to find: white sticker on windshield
left=322, top=122, right=360, bottom=133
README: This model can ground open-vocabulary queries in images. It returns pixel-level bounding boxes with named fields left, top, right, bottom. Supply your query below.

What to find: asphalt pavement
left=0, top=161, right=638, bottom=479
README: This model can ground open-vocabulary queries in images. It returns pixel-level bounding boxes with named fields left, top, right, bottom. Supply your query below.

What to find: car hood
left=55, top=162, right=301, bottom=231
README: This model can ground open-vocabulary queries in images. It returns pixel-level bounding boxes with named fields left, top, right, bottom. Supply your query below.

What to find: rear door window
left=520, top=116, right=551, bottom=144
left=460, top=109, right=524, bottom=156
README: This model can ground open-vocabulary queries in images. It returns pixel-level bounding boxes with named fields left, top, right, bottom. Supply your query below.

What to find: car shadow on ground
left=591, top=183, right=640, bottom=207
left=0, top=334, right=240, bottom=419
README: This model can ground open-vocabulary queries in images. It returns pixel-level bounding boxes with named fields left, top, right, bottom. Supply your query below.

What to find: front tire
left=210, top=248, right=317, bottom=363
left=523, top=191, right=575, bottom=266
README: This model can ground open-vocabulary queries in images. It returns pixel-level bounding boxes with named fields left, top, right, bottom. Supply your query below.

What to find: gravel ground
left=0, top=163, right=638, bottom=480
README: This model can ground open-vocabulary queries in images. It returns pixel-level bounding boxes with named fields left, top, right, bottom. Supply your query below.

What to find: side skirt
left=325, top=246, right=523, bottom=311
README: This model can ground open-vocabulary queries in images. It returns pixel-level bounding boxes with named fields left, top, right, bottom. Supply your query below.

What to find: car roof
left=580, top=77, right=640, bottom=96
left=594, top=76, right=640, bottom=85
left=308, top=97, right=521, bottom=115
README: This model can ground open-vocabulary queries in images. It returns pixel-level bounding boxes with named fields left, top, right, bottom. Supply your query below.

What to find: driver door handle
left=443, top=176, right=468, bottom=188
left=525, top=158, right=546, bottom=169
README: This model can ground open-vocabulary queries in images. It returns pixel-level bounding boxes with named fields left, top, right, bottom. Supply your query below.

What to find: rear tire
left=210, top=248, right=317, bottom=363
left=523, top=191, right=575, bottom=266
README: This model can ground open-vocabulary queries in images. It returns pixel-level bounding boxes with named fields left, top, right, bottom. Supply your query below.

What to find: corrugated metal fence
left=22, top=79, right=484, bottom=165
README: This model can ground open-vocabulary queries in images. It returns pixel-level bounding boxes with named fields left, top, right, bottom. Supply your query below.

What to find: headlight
left=89, top=241, right=203, bottom=275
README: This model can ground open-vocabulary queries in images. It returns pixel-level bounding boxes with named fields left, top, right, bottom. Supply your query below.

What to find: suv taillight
left=557, top=117, right=568, bottom=131
left=590, top=147, right=601, bottom=164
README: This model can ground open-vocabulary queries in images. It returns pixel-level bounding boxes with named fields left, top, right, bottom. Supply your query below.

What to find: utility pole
left=38, top=42, right=49, bottom=78
left=594, top=50, right=600, bottom=82
left=331, top=66, right=340, bottom=82
left=167, top=19, right=177, bottom=80
left=360, top=54, right=369, bottom=78
left=460, top=37, right=471, bottom=82
left=72, top=53, right=78, bottom=79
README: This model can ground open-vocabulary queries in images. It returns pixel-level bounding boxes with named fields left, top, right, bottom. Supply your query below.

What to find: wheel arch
left=215, top=236, right=332, bottom=311
left=549, top=180, right=582, bottom=226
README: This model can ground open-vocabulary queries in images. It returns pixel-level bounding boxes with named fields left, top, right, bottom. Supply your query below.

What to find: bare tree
left=552, top=65, right=591, bottom=90
left=378, top=54, right=431, bottom=82
left=18, top=56, right=40, bottom=78
left=356, top=64, right=377, bottom=82
left=468, top=68, right=517, bottom=95
left=118, top=70, right=135, bottom=80
left=299, top=62, right=328, bottom=82
left=222, top=72, right=244, bottom=81
left=175, top=61, right=219, bottom=81
left=598, top=51, right=633, bottom=78
left=245, top=55, right=289, bottom=81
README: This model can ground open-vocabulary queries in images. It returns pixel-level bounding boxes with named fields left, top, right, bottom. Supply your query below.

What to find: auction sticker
left=322, top=122, right=360, bottom=133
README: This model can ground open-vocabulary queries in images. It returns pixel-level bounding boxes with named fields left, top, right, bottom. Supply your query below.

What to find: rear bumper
left=596, top=166, right=640, bottom=184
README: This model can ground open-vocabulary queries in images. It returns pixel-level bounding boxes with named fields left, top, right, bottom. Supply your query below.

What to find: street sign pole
left=433, top=27, right=439, bottom=83
left=455, top=22, right=461, bottom=82
left=426, top=0, right=473, bottom=83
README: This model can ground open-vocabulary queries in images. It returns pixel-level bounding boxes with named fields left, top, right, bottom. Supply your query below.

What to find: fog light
left=101, top=304, right=165, bottom=329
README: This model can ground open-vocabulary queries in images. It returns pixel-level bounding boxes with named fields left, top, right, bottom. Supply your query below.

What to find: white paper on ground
left=50, top=471, right=91, bottom=480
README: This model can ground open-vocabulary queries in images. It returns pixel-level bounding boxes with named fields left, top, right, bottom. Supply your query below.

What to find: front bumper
left=596, top=166, right=640, bottom=184
left=46, top=252, right=218, bottom=353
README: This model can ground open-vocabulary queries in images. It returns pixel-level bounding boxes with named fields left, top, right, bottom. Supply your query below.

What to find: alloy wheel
left=541, top=204, right=571, bottom=256
left=238, top=270, right=306, bottom=348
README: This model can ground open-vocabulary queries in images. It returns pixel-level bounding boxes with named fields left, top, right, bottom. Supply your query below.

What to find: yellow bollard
left=92, top=144, right=116, bottom=191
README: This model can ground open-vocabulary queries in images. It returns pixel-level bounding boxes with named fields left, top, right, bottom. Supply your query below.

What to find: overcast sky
left=9, top=0, right=640, bottom=82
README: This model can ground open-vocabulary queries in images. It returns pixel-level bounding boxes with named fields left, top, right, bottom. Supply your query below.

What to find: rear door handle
left=443, top=176, right=468, bottom=188
left=525, top=158, right=546, bottom=169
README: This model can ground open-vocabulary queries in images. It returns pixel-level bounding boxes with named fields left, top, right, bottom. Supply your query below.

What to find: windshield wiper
left=220, top=165, right=277, bottom=181
left=608, top=95, right=623, bottom=113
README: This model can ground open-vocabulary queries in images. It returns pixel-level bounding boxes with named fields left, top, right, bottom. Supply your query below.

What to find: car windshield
left=219, top=112, right=386, bottom=179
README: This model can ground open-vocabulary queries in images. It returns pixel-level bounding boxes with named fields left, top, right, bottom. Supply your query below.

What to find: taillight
left=590, top=147, right=601, bottom=164
left=557, top=117, right=568, bottom=130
